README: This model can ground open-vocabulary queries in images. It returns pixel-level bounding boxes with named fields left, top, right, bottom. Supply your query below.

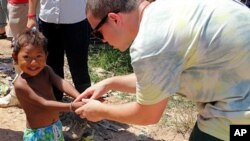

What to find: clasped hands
left=72, top=82, right=108, bottom=122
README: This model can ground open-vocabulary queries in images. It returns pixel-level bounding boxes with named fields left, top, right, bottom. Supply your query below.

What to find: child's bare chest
left=27, top=75, right=54, bottom=99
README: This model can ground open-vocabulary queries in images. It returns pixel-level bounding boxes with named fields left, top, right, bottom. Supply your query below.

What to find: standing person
left=12, top=28, right=84, bottom=141
left=75, top=0, right=250, bottom=141
left=0, top=0, right=8, bottom=39
left=27, top=0, right=91, bottom=139
left=7, top=0, right=28, bottom=38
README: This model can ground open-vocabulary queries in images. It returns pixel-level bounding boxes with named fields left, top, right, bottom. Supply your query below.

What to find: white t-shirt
left=130, top=0, right=250, bottom=140
left=39, top=0, right=86, bottom=24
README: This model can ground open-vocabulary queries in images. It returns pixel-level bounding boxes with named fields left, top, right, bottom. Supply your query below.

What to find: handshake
left=71, top=83, right=109, bottom=122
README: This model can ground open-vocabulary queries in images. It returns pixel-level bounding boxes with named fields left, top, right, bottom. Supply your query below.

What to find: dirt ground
left=0, top=38, right=190, bottom=141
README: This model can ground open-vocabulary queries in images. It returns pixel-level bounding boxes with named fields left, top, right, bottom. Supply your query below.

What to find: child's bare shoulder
left=13, top=75, right=26, bottom=88
left=13, top=75, right=30, bottom=95
left=44, top=65, right=53, bottom=73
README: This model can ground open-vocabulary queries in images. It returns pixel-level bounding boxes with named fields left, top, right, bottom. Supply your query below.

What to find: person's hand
left=74, top=80, right=109, bottom=102
left=71, top=101, right=85, bottom=111
left=75, top=99, right=104, bottom=122
left=26, top=17, right=37, bottom=29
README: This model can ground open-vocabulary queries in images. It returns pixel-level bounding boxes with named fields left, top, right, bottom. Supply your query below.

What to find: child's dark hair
left=12, top=27, right=47, bottom=54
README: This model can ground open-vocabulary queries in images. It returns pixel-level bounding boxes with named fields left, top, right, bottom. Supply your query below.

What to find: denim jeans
left=39, top=19, right=91, bottom=101
left=189, top=122, right=223, bottom=141
left=0, top=0, right=8, bottom=28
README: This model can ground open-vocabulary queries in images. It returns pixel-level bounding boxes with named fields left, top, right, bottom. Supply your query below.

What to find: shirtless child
left=12, top=28, right=84, bottom=141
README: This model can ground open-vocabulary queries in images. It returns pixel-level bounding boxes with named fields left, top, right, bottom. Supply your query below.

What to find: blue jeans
left=189, top=122, right=222, bottom=141
left=39, top=19, right=91, bottom=101
left=0, top=0, right=8, bottom=28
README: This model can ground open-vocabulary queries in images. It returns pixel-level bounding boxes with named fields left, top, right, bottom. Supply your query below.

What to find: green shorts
left=23, top=120, right=64, bottom=141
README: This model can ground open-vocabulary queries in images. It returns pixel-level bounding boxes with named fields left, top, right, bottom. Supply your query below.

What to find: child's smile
left=16, top=44, right=47, bottom=76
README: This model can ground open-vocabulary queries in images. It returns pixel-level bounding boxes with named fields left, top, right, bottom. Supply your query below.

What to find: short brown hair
left=12, top=28, right=47, bottom=55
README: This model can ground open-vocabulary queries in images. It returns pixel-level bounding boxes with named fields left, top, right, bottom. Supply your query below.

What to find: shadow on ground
left=0, top=128, right=23, bottom=141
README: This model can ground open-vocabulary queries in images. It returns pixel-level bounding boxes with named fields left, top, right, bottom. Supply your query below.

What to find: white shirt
left=39, top=0, right=86, bottom=24
left=130, top=0, right=250, bottom=140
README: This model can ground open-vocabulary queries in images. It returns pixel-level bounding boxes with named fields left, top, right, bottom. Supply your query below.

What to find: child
left=12, top=28, right=84, bottom=141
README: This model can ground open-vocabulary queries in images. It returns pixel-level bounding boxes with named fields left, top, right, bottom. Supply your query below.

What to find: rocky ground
left=0, top=38, right=190, bottom=141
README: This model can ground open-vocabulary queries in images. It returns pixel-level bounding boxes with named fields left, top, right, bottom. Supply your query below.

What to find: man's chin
left=119, top=47, right=129, bottom=52
left=111, top=46, right=128, bottom=52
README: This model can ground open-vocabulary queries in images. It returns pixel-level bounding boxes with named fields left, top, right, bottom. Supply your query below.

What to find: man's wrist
left=103, top=78, right=113, bottom=91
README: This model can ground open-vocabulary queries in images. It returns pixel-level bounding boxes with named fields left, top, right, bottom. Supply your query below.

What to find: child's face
left=15, top=44, right=47, bottom=76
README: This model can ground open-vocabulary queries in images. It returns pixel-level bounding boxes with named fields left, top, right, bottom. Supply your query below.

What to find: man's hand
left=75, top=99, right=104, bottom=122
left=74, top=80, right=110, bottom=102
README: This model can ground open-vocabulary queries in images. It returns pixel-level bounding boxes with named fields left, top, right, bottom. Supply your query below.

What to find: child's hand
left=72, top=97, right=104, bottom=111
left=71, top=101, right=86, bottom=111
left=97, top=97, right=105, bottom=102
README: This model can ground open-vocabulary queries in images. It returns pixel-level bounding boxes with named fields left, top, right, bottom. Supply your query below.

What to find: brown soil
left=0, top=39, right=190, bottom=141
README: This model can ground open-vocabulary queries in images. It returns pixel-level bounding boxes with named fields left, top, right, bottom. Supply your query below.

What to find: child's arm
left=46, top=65, right=80, bottom=99
left=14, top=80, right=83, bottom=112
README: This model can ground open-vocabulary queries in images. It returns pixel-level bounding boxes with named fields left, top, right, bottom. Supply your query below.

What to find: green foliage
left=88, top=68, right=102, bottom=83
left=88, top=44, right=133, bottom=76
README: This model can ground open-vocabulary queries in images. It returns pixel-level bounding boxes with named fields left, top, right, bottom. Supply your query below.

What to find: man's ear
left=12, top=53, right=18, bottom=64
left=108, top=12, right=121, bottom=25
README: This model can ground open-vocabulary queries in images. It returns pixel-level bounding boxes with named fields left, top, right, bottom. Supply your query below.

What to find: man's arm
left=75, top=98, right=168, bottom=125
left=105, top=73, right=137, bottom=93
left=74, top=73, right=137, bottom=101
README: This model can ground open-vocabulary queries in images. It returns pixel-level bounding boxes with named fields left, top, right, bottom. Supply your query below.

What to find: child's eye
left=23, top=55, right=29, bottom=59
left=36, top=55, right=44, bottom=59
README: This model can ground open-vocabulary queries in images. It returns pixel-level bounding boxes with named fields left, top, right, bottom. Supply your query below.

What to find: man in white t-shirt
left=75, top=0, right=250, bottom=140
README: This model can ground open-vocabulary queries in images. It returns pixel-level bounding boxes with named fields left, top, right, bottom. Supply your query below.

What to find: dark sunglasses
left=91, top=10, right=120, bottom=40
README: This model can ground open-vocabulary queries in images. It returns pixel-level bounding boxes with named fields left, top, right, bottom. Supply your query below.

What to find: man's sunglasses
left=91, top=10, right=120, bottom=40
